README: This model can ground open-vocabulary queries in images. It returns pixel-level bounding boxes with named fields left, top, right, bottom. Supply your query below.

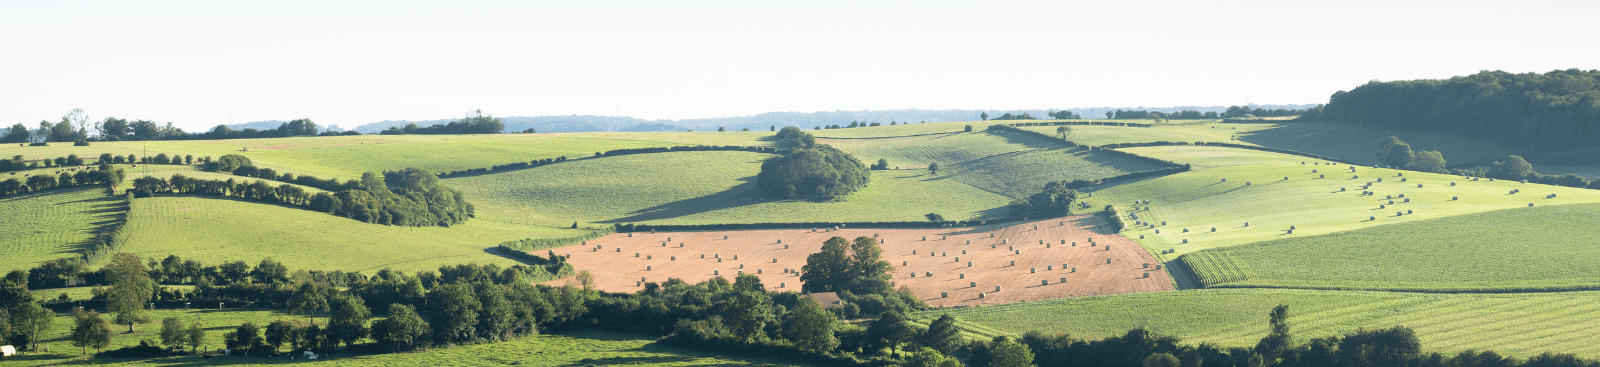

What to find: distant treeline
left=376, top=110, right=505, bottom=135
left=436, top=145, right=781, bottom=179
left=1005, top=120, right=1155, bottom=128
left=132, top=168, right=473, bottom=227
left=1318, top=69, right=1600, bottom=164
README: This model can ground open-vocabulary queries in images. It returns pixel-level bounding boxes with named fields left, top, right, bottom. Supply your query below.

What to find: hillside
left=0, top=188, right=121, bottom=270
left=1184, top=203, right=1600, bottom=291
left=920, top=288, right=1600, bottom=359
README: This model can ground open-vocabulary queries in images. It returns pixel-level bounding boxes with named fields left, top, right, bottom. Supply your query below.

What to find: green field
left=1185, top=203, right=1600, bottom=291
left=1016, top=121, right=1268, bottom=147
left=1115, top=145, right=1319, bottom=168
left=1236, top=121, right=1520, bottom=167
left=817, top=130, right=1051, bottom=169
left=117, top=195, right=589, bottom=274
left=3, top=309, right=800, bottom=367
left=0, top=188, right=122, bottom=271
left=919, top=288, right=1600, bottom=359
left=1076, top=156, right=1600, bottom=260
left=450, top=150, right=1014, bottom=226
left=947, top=147, right=1170, bottom=199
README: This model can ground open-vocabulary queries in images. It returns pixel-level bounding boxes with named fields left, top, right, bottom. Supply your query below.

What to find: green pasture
left=1236, top=121, right=1520, bottom=167
left=919, top=288, right=1600, bottom=359
left=1115, top=145, right=1316, bottom=168
left=0, top=308, right=296, bottom=366
left=1016, top=121, right=1266, bottom=147
left=1186, top=203, right=1600, bottom=291
left=117, top=195, right=588, bottom=274
left=818, top=130, right=1057, bottom=169
left=1077, top=156, right=1600, bottom=260
left=0, top=188, right=122, bottom=272
left=450, top=150, right=1014, bottom=226
left=946, top=147, right=1169, bottom=199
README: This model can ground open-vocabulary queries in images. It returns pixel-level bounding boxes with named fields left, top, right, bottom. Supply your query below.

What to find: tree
left=847, top=236, right=893, bottom=294
left=373, top=303, right=429, bottom=352
left=981, top=112, right=988, bottom=121
left=1057, top=126, right=1072, bottom=140
left=722, top=274, right=775, bottom=342
left=1252, top=305, right=1293, bottom=362
left=965, top=125, right=974, bottom=132
left=905, top=347, right=963, bottom=367
left=925, top=213, right=945, bottom=222
left=427, top=282, right=481, bottom=345
left=1406, top=150, right=1447, bottom=173
left=70, top=310, right=112, bottom=354
left=872, top=158, right=890, bottom=170
left=264, top=320, right=294, bottom=353
left=1, top=123, right=31, bottom=143
left=801, top=237, right=852, bottom=292
left=782, top=297, right=839, bottom=353
left=328, top=295, right=371, bottom=349
left=867, top=311, right=915, bottom=355
left=224, top=322, right=266, bottom=355
left=917, top=314, right=962, bottom=354
left=1377, top=136, right=1414, bottom=168
left=990, top=337, right=1037, bottom=367
left=106, top=252, right=153, bottom=332
left=186, top=322, right=207, bottom=353
left=1489, top=155, right=1534, bottom=180
left=1335, top=326, right=1420, bottom=366
left=775, top=126, right=816, bottom=149
left=10, top=301, right=55, bottom=351
left=208, top=154, right=253, bottom=173
left=1145, top=353, right=1180, bottom=367
left=160, top=317, right=187, bottom=350
left=252, top=258, right=289, bottom=284
left=756, top=145, right=871, bottom=200
left=289, top=282, right=330, bottom=323
left=927, top=162, right=938, bottom=175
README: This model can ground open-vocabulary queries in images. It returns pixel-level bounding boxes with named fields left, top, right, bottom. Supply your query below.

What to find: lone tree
left=1255, top=305, right=1294, bottom=365
left=1056, top=126, right=1072, bottom=140
left=928, top=162, right=939, bottom=175
left=1377, top=136, right=1414, bottom=168
left=1489, top=155, right=1534, bottom=180
left=981, top=112, right=988, bottom=121
left=106, top=252, right=152, bottom=333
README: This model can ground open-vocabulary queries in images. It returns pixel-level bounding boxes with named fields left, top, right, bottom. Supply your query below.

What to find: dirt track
left=545, top=215, right=1175, bottom=307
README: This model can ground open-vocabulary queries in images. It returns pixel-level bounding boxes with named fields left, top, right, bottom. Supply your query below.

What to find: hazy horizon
left=4, top=0, right=1596, bottom=132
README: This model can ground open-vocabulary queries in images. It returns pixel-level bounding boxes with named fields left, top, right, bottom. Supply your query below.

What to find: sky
left=3, top=0, right=1597, bottom=131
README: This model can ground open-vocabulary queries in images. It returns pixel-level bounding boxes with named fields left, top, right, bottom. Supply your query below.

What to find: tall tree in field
left=264, top=320, right=294, bottom=353
left=289, top=282, right=330, bottom=324
left=722, top=274, right=775, bottom=342
left=1406, top=150, right=1448, bottom=173
left=847, top=236, right=893, bottom=295
left=800, top=237, right=852, bottom=292
left=186, top=322, right=207, bottom=353
left=867, top=311, right=916, bottom=355
left=373, top=303, right=429, bottom=352
left=12, top=301, right=56, bottom=351
left=160, top=317, right=187, bottom=351
left=106, top=252, right=153, bottom=332
left=70, top=310, right=113, bottom=354
left=782, top=297, right=839, bottom=353
left=981, top=112, right=989, bottom=121
left=1056, top=126, right=1072, bottom=140
left=927, top=162, right=938, bottom=175
left=327, top=294, right=371, bottom=350
left=1255, top=305, right=1293, bottom=365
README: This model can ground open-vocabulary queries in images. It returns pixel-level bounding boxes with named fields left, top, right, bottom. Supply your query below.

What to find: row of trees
left=135, top=167, right=475, bottom=227
left=0, top=165, right=125, bottom=197
left=1319, top=69, right=1600, bottom=164
left=1380, top=136, right=1599, bottom=189
left=378, top=110, right=504, bottom=135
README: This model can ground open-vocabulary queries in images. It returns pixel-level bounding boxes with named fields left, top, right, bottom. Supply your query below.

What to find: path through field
left=547, top=216, right=1174, bottom=306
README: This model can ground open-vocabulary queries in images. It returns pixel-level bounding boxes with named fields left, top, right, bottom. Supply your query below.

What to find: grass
left=1075, top=156, right=1600, bottom=260
left=1017, top=121, right=1272, bottom=147
left=1235, top=121, right=1519, bottom=167
left=917, top=288, right=1600, bottom=359
left=1115, top=145, right=1318, bottom=168
left=449, top=150, right=1015, bottom=226
left=1186, top=203, right=1600, bottom=291
left=817, top=131, right=1048, bottom=169
left=117, top=195, right=590, bottom=274
left=1, top=308, right=295, bottom=366
left=945, top=147, right=1170, bottom=199
left=0, top=187, right=123, bottom=272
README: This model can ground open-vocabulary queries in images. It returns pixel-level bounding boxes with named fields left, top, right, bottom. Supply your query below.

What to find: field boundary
left=438, top=145, right=782, bottom=179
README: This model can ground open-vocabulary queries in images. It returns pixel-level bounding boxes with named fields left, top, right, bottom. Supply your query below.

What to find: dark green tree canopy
left=756, top=144, right=871, bottom=200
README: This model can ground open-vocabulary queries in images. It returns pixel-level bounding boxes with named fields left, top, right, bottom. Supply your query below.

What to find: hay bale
left=1182, top=239, right=1188, bottom=244
left=646, top=255, right=652, bottom=259
left=1061, top=277, right=1067, bottom=283
left=941, top=291, right=948, bottom=298
left=1072, top=267, right=1077, bottom=272
left=995, top=286, right=1002, bottom=292
left=1452, top=196, right=1458, bottom=200
left=1407, top=209, right=1413, bottom=214
left=910, top=272, right=916, bottom=277
left=1143, top=263, right=1149, bottom=268
left=1211, top=228, right=1216, bottom=232
left=646, top=266, right=652, bottom=271
left=733, top=255, right=738, bottom=260
left=1010, top=260, right=1016, bottom=266
left=962, top=250, right=967, bottom=254
left=773, top=258, right=778, bottom=263
left=1143, top=272, right=1150, bottom=278
left=635, top=253, right=640, bottom=257
left=913, top=250, right=918, bottom=254
left=1139, top=235, right=1145, bottom=239
left=1156, top=264, right=1163, bottom=270
left=1047, top=265, right=1053, bottom=270
left=1404, top=198, right=1410, bottom=202
left=1031, top=268, right=1036, bottom=273
left=979, top=292, right=986, bottom=299
left=1042, top=279, right=1049, bottom=286
left=1106, top=258, right=1113, bottom=264
left=970, top=281, right=977, bottom=287
left=1530, top=203, right=1535, bottom=207
left=671, top=256, right=676, bottom=260
left=714, top=270, right=719, bottom=275
left=1370, top=216, right=1376, bottom=220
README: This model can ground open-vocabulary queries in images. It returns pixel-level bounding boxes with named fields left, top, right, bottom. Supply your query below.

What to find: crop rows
left=0, top=188, right=118, bottom=271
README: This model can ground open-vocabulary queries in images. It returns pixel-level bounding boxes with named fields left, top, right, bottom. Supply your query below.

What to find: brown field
left=546, top=216, right=1175, bottom=307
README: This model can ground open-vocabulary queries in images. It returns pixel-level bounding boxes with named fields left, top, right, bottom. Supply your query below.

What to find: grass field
left=117, top=195, right=589, bottom=274
left=450, top=150, right=1015, bottom=226
left=1016, top=121, right=1269, bottom=147
left=1236, top=121, right=1520, bottom=167
left=817, top=130, right=1051, bottom=169
left=1075, top=156, right=1600, bottom=260
left=0, top=188, right=122, bottom=271
left=947, top=148, right=1170, bottom=199
left=1185, top=203, right=1600, bottom=291
left=917, top=288, right=1600, bottom=359
left=1115, top=146, right=1318, bottom=168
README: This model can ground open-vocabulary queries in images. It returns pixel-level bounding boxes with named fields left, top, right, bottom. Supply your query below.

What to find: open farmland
left=1076, top=153, right=1600, bottom=261
left=1184, top=203, right=1600, bottom=291
left=1016, top=120, right=1269, bottom=147
left=118, top=195, right=590, bottom=273
left=947, top=147, right=1170, bottom=199
left=1115, top=145, right=1321, bottom=168
left=918, top=288, right=1600, bottom=359
left=1238, top=121, right=1521, bottom=167
left=450, top=151, right=1015, bottom=226
left=545, top=216, right=1174, bottom=307
left=817, top=130, right=1053, bottom=168
left=0, top=188, right=122, bottom=271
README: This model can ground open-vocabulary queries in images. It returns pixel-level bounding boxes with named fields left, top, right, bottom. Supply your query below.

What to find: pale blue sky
left=3, top=0, right=1595, bottom=130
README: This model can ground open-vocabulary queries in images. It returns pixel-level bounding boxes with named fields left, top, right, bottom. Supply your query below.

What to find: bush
left=207, top=154, right=253, bottom=173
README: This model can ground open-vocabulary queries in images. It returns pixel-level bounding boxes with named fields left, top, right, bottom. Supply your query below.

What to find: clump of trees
left=1377, top=136, right=1447, bottom=173
left=1008, top=181, right=1081, bottom=217
left=379, top=110, right=504, bottom=135
left=757, top=128, right=871, bottom=200
left=0, top=165, right=125, bottom=198
left=133, top=168, right=474, bottom=227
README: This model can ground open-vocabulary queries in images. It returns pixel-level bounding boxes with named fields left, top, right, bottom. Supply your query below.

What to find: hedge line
left=80, top=192, right=134, bottom=264
left=1104, top=206, right=1127, bottom=233
left=438, top=145, right=783, bottom=179
left=1097, top=141, right=1358, bottom=165
left=1006, top=120, right=1156, bottom=128
left=497, top=227, right=616, bottom=251
left=491, top=245, right=574, bottom=280
left=616, top=216, right=1040, bottom=233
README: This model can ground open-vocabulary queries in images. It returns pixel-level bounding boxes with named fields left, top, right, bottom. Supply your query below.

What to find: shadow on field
left=62, top=191, right=129, bottom=257
left=601, top=176, right=765, bottom=223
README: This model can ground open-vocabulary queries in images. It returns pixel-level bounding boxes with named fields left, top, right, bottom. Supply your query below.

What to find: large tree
left=1254, top=305, right=1293, bottom=365
left=1, top=123, right=31, bottom=143
left=1406, top=150, right=1448, bottom=173
left=867, top=311, right=916, bottom=355
left=289, top=282, right=330, bottom=323
left=756, top=144, right=871, bottom=200
left=782, top=297, right=839, bottom=353
left=106, top=252, right=153, bottom=332
left=917, top=314, right=963, bottom=354
left=327, top=295, right=371, bottom=350
left=1377, top=136, right=1414, bottom=168
left=10, top=301, right=55, bottom=351
left=800, top=237, right=853, bottom=293
left=990, top=337, right=1038, bottom=367
left=373, top=303, right=429, bottom=352
left=69, top=310, right=112, bottom=354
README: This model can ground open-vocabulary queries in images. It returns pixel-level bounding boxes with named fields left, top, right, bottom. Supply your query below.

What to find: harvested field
left=547, top=216, right=1174, bottom=306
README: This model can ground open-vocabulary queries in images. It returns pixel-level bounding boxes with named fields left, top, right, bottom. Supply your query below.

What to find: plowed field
left=547, top=216, right=1174, bottom=306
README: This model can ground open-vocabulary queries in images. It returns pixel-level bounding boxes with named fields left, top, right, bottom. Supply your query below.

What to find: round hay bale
left=1182, top=239, right=1188, bottom=244
left=1407, top=209, right=1413, bottom=214
left=967, top=261, right=973, bottom=267
left=1453, top=196, right=1458, bottom=200
left=1010, top=260, right=1016, bottom=266
left=1060, top=277, right=1067, bottom=283
left=995, top=286, right=1002, bottom=292
left=1042, top=279, right=1049, bottom=286
left=1030, top=268, right=1036, bottom=273
left=941, top=292, right=947, bottom=298
left=1071, top=267, right=1076, bottom=272
left=979, top=293, right=986, bottom=299
left=713, top=270, right=719, bottom=275
left=1370, top=216, right=1376, bottom=220
left=1530, top=203, right=1535, bottom=207
left=970, top=281, right=977, bottom=287
left=1211, top=228, right=1216, bottom=232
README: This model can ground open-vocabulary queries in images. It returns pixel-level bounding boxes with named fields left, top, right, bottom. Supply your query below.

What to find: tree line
left=1317, top=69, right=1600, bottom=164
left=0, top=152, right=198, bottom=175
left=377, top=110, right=505, bottom=135
left=131, top=167, right=474, bottom=227
left=1379, top=136, right=1598, bottom=189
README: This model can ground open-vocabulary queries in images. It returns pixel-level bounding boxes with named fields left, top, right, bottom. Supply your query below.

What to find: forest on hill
left=1318, top=69, right=1600, bottom=164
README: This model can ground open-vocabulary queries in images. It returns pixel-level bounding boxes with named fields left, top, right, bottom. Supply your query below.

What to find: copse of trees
left=757, top=130, right=871, bottom=200
left=379, top=110, right=504, bottom=135
left=129, top=168, right=474, bottom=227
left=1319, top=69, right=1600, bottom=164
left=1008, top=181, right=1080, bottom=217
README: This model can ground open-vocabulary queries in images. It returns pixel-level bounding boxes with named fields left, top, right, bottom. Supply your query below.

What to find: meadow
left=918, top=288, right=1600, bottom=359
left=1184, top=203, right=1600, bottom=291
left=946, top=147, right=1169, bottom=199
left=0, top=188, right=122, bottom=271
left=117, top=195, right=589, bottom=273
left=1015, top=121, right=1269, bottom=147
left=817, top=130, right=1048, bottom=170
left=1236, top=121, right=1521, bottom=168
left=1075, top=156, right=1600, bottom=261
left=448, top=150, right=1016, bottom=227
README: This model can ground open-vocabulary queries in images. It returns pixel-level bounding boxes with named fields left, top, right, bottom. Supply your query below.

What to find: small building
left=805, top=292, right=844, bottom=309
